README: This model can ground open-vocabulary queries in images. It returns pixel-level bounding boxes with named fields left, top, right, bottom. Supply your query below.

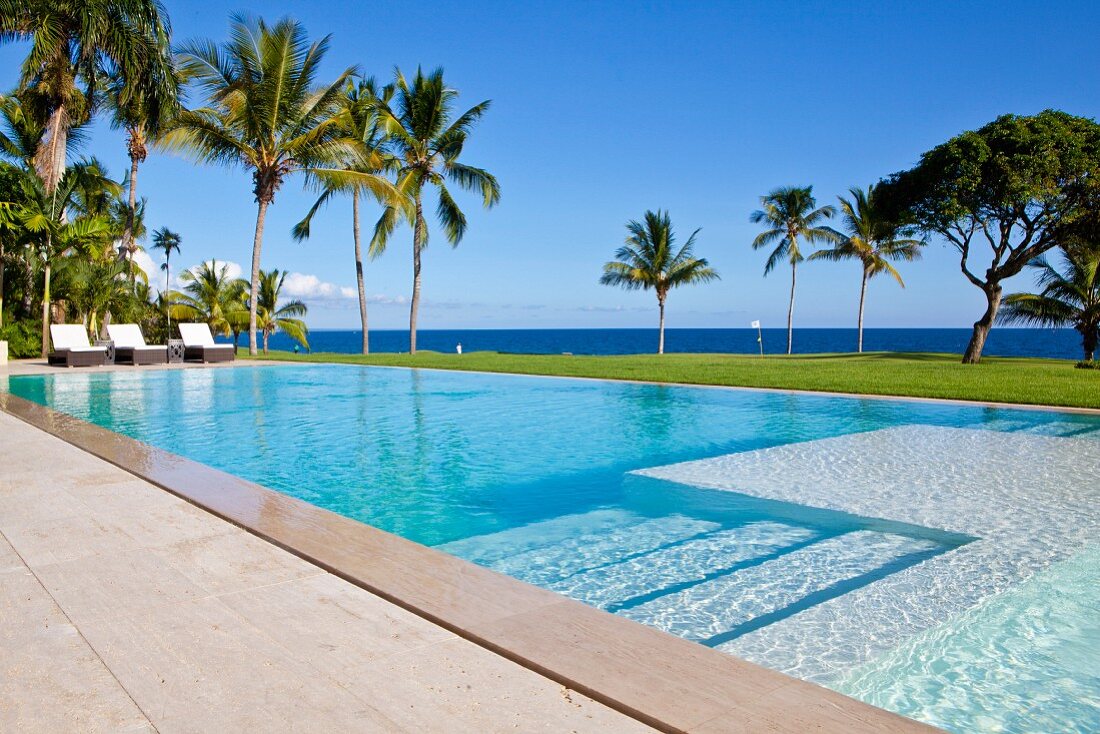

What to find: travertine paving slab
left=0, top=537, right=153, bottom=733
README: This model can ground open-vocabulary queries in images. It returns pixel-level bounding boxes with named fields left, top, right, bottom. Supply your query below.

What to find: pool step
left=548, top=522, right=817, bottom=610
left=620, top=531, right=941, bottom=645
left=491, top=515, right=720, bottom=586
left=437, top=509, right=644, bottom=565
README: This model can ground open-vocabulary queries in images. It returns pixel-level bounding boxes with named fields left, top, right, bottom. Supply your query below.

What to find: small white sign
left=750, top=320, right=760, bottom=328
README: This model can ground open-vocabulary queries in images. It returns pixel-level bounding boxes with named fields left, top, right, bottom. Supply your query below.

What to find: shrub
left=1074, top=360, right=1098, bottom=370
left=0, top=318, right=42, bottom=358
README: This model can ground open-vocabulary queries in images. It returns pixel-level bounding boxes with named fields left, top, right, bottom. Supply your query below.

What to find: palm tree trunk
left=124, top=148, right=140, bottom=285
left=786, top=262, right=796, bottom=355
left=36, top=105, right=68, bottom=195
left=248, top=199, right=269, bottom=356
left=962, top=284, right=1002, bottom=364
left=164, top=255, right=172, bottom=336
left=0, top=239, right=5, bottom=330
left=409, top=191, right=424, bottom=355
left=1080, top=325, right=1096, bottom=362
left=657, top=292, right=666, bottom=355
left=857, top=269, right=868, bottom=353
left=263, top=329, right=269, bottom=354
left=39, top=259, right=51, bottom=359
left=353, top=188, right=369, bottom=354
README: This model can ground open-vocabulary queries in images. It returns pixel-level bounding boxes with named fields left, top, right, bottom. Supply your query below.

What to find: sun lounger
left=106, top=324, right=168, bottom=365
left=178, top=323, right=236, bottom=363
left=48, top=324, right=108, bottom=368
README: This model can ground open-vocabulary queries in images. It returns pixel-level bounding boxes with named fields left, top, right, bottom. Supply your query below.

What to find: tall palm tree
left=371, top=67, right=500, bottom=354
left=106, top=23, right=179, bottom=283
left=600, top=210, right=719, bottom=354
left=170, top=260, right=247, bottom=340
left=150, top=226, right=180, bottom=330
left=162, top=14, right=370, bottom=355
left=0, top=0, right=172, bottom=194
left=750, top=185, right=839, bottom=354
left=293, top=77, right=399, bottom=354
left=250, top=269, right=308, bottom=354
left=809, top=186, right=923, bottom=352
left=1000, top=246, right=1100, bottom=361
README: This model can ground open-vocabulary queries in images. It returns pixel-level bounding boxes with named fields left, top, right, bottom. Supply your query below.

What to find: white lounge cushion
left=107, top=323, right=152, bottom=348
left=178, top=322, right=217, bottom=348
left=50, top=324, right=104, bottom=352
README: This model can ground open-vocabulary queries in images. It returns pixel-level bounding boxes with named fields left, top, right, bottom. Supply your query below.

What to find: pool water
left=5, top=364, right=1099, bottom=733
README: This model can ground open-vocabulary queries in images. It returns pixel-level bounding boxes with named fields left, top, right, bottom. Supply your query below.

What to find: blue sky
left=3, top=0, right=1099, bottom=329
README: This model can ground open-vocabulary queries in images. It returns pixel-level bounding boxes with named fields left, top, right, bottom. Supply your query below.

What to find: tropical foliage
left=252, top=269, right=308, bottom=354
left=601, top=210, right=718, bottom=354
left=809, top=186, right=923, bottom=352
left=750, top=186, right=839, bottom=354
left=169, top=260, right=247, bottom=343
left=1000, top=245, right=1100, bottom=361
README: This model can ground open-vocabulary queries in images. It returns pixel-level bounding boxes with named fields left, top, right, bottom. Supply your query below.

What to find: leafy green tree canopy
left=876, top=110, right=1100, bottom=363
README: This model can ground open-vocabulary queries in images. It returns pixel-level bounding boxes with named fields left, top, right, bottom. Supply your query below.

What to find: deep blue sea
left=259, top=328, right=1085, bottom=360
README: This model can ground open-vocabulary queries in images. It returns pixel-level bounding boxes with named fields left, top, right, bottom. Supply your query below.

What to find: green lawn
left=247, top=350, right=1100, bottom=410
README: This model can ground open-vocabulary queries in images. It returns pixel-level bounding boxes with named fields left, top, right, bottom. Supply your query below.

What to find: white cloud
left=281, top=272, right=356, bottom=301
left=131, top=250, right=161, bottom=290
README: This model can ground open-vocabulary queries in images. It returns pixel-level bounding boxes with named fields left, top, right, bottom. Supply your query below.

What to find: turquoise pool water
left=5, top=364, right=1099, bottom=732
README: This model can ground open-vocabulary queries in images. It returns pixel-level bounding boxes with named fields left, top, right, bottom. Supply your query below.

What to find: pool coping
left=0, top=389, right=940, bottom=733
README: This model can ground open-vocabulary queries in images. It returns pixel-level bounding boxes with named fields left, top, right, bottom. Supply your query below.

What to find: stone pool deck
left=1, top=359, right=938, bottom=732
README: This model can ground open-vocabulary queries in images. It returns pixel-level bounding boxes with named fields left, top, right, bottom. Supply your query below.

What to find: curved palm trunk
left=353, top=189, right=369, bottom=354
left=857, top=269, right=869, bottom=353
left=0, top=240, right=5, bottom=329
left=786, top=262, right=796, bottom=355
left=263, top=329, right=269, bottom=354
left=962, top=284, right=1002, bottom=364
left=409, top=191, right=425, bottom=355
left=248, top=200, right=269, bottom=356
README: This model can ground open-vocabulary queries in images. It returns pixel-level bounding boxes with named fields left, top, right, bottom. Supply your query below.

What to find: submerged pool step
left=548, top=522, right=817, bottom=610
left=620, top=531, right=942, bottom=645
left=491, top=515, right=721, bottom=586
left=437, top=508, right=644, bottom=565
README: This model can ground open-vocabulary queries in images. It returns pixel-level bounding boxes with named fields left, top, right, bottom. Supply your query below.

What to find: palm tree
left=162, top=14, right=370, bottom=355
left=150, top=226, right=180, bottom=331
left=11, top=161, right=117, bottom=355
left=750, top=185, right=839, bottom=354
left=106, top=24, right=179, bottom=284
left=63, top=258, right=131, bottom=338
left=1000, top=246, right=1100, bottom=361
left=809, top=186, right=923, bottom=352
left=371, top=67, right=500, bottom=354
left=170, top=260, right=247, bottom=340
left=0, top=0, right=172, bottom=194
left=600, top=210, right=719, bottom=354
left=250, top=269, right=308, bottom=354
left=293, top=77, right=399, bottom=354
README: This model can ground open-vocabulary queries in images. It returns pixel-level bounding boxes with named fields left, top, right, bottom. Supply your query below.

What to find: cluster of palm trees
left=0, top=5, right=498, bottom=358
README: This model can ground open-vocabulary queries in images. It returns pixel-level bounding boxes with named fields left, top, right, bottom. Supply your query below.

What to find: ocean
left=259, top=328, right=1087, bottom=360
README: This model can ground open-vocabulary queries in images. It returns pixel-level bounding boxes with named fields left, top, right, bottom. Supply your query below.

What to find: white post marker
left=456, top=342, right=463, bottom=355
left=751, top=320, right=763, bottom=358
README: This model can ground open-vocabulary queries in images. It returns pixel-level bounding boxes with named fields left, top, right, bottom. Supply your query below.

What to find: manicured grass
left=247, top=350, right=1100, bottom=410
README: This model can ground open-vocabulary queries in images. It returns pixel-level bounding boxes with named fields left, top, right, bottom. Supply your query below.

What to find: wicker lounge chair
left=178, top=323, right=236, bottom=363
left=48, top=324, right=108, bottom=368
left=107, top=324, right=168, bottom=365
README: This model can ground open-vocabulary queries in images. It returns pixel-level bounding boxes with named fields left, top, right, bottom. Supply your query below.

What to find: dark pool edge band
left=0, top=390, right=942, bottom=734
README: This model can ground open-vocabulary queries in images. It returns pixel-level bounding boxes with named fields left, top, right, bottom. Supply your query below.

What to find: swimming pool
left=4, top=364, right=1099, bottom=732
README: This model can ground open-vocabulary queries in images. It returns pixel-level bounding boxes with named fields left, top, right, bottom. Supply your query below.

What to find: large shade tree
left=371, top=67, right=500, bottom=354
left=809, top=185, right=923, bottom=352
left=875, top=110, right=1100, bottom=363
left=162, top=14, right=369, bottom=355
left=292, top=77, right=399, bottom=354
left=750, top=185, right=839, bottom=354
left=600, top=210, right=718, bottom=354
left=0, top=0, right=172, bottom=194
